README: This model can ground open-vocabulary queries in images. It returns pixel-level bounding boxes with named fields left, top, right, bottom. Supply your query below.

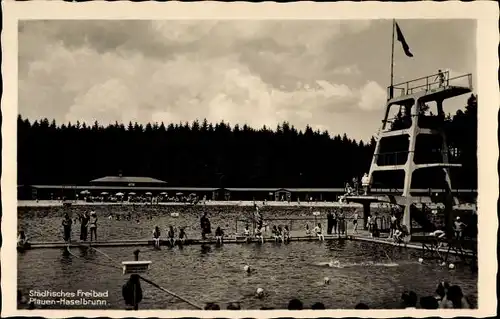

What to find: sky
left=18, top=19, right=476, bottom=142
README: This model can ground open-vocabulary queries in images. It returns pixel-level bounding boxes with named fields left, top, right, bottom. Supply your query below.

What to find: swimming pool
left=18, top=239, right=477, bottom=310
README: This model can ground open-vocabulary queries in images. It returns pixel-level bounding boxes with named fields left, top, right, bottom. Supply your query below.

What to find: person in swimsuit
left=283, top=225, right=291, bottom=243
left=255, top=227, right=264, bottom=244
left=453, top=217, right=467, bottom=240
left=17, top=230, right=29, bottom=249
left=272, top=226, right=279, bottom=242
left=313, top=223, right=324, bottom=241
left=338, top=210, right=346, bottom=235
left=80, top=211, right=90, bottom=242
left=304, top=223, right=311, bottom=236
left=243, top=225, right=251, bottom=243
left=367, top=215, right=374, bottom=238
left=389, top=213, right=397, bottom=238
left=89, top=211, right=98, bottom=242
left=178, top=227, right=187, bottom=244
left=62, top=213, right=73, bottom=243
left=167, top=226, right=176, bottom=246
left=200, top=212, right=211, bottom=239
left=332, top=211, right=338, bottom=234
left=277, top=226, right=284, bottom=242
left=352, top=212, right=359, bottom=234
left=215, top=226, right=224, bottom=244
left=152, top=226, right=161, bottom=249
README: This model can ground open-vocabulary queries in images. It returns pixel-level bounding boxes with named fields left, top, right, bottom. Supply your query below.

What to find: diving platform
left=363, top=71, right=475, bottom=240
left=389, top=71, right=473, bottom=103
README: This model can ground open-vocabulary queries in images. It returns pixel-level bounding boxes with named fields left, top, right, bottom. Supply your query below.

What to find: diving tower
left=347, top=71, right=474, bottom=239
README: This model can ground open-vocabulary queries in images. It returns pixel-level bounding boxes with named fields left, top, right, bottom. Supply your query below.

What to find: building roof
left=29, top=185, right=218, bottom=192
left=90, top=176, right=167, bottom=184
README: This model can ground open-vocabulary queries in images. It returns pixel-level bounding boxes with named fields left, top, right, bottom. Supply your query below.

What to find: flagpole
left=390, top=19, right=395, bottom=99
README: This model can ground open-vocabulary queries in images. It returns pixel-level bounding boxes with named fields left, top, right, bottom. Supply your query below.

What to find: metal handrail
left=389, top=72, right=472, bottom=98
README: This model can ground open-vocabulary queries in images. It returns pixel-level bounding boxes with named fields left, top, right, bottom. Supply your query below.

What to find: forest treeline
left=17, top=94, right=477, bottom=188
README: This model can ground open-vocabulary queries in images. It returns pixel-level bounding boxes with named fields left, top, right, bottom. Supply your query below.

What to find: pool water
left=18, top=240, right=477, bottom=310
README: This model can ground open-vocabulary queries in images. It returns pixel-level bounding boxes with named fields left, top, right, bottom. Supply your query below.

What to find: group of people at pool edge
left=16, top=204, right=469, bottom=249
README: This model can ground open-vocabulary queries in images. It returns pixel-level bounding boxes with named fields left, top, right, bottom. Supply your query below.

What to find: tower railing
left=388, top=72, right=473, bottom=98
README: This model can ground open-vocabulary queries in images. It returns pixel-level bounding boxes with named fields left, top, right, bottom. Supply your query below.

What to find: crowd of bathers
left=200, top=280, right=473, bottom=310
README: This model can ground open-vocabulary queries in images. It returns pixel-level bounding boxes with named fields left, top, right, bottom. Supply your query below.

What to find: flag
left=395, top=22, right=413, bottom=57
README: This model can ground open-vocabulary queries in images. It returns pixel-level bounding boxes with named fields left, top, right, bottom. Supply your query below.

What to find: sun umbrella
left=80, top=190, right=90, bottom=194
left=160, top=192, right=167, bottom=195
left=176, top=192, right=183, bottom=196
left=145, top=192, right=152, bottom=195
left=116, top=192, right=124, bottom=196
left=129, top=192, right=136, bottom=195
left=101, top=192, right=109, bottom=195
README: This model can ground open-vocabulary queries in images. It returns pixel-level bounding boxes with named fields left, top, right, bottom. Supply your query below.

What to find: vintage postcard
left=1, top=1, right=498, bottom=318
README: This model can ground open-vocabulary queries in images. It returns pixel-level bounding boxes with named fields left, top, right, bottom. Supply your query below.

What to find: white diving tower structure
left=346, top=71, right=474, bottom=240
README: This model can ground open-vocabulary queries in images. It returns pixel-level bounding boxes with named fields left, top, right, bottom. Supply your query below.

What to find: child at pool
left=313, top=223, right=324, bottom=241
left=152, top=226, right=161, bottom=249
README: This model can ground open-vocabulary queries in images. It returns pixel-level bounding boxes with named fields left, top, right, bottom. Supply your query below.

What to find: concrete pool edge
left=22, top=234, right=476, bottom=259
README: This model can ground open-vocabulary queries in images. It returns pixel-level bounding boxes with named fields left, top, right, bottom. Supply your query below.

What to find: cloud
left=358, top=81, right=387, bottom=111
left=19, top=20, right=384, bottom=141
left=332, top=65, right=361, bottom=75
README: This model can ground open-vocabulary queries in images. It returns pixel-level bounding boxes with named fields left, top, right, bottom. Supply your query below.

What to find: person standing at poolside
left=62, top=213, right=73, bottom=243
left=152, top=226, right=161, bottom=249
left=200, top=212, right=211, bottom=239
left=178, top=227, right=187, bottom=244
left=80, top=211, right=90, bottom=242
left=331, top=210, right=338, bottom=234
left=389, top=213, right=397, bottom=239
left=352, top=212, right=359, bottom=234
left=89, top=211, right=98, bottom=242
left=338, top=210, right=346, bottom=235
left=326, top=211, right=333, bottom=235
left=17, top=230, right=29, bottom=249
left=367, top=214, right=374, bottom=238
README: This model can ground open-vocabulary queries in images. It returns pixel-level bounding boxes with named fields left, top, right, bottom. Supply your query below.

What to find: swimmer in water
left=313, top=223, right=324, bottom=241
